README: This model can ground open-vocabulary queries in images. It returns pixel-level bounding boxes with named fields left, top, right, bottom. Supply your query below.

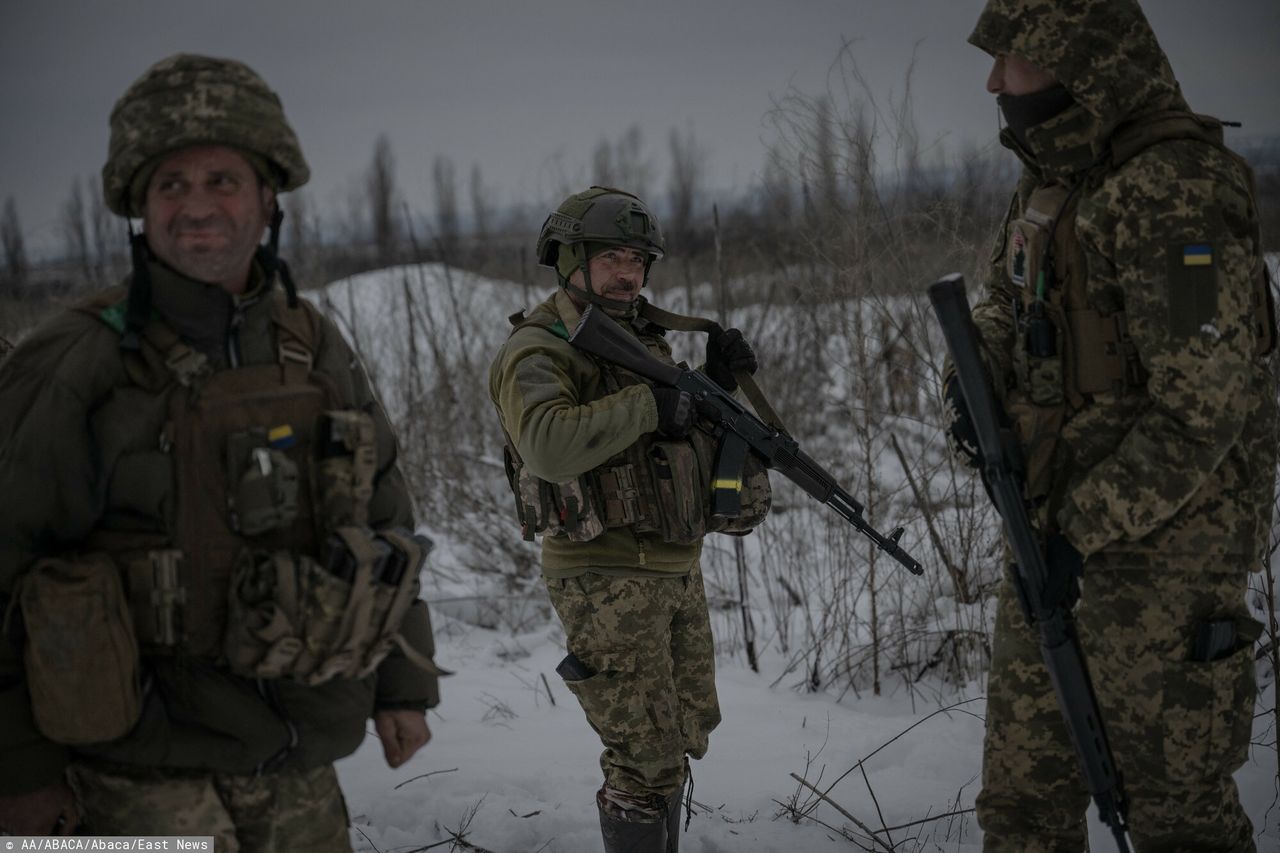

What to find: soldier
left=0, top=55, right=443, bottom=849
left=946, top=1, right=1277, bottom=850
left=489, top=187, right=764, bottom=852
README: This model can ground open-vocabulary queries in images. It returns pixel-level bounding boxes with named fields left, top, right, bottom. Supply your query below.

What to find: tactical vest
left=70, top=286, right=433, bottom=682
left=499, top=309, right=770, bottom=546
left=1005, top=110, right=1277, bottom=511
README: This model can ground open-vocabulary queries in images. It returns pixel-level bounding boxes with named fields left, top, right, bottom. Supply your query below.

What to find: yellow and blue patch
left=1182, top=243, right=1213, bottom=267
left=268, top=424, right=297, bottom=449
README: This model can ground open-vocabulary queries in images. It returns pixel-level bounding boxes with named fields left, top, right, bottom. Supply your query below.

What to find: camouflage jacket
left=488, top=290, right=702, bottom=577
left=968, top=0, right=1277, bottom=567
left=0, top=261, right=439, bottom=795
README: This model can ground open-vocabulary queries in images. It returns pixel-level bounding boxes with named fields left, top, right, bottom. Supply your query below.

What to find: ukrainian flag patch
left=1182, top=243, right=1213, bottom=267
left=268, top=424, right=296, bottom=449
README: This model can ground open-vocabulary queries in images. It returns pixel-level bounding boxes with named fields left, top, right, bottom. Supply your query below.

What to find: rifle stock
left=928, top=273, right=1131, bottom=852
left=569, top=304, right=923, bottom=576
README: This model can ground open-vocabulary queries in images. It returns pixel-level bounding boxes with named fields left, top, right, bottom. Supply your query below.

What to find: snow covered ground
left=315, top=263, right=1280, bottom=852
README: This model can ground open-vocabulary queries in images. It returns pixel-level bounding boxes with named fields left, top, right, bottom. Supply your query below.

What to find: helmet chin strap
left=557, top=255, right=647, bottom=315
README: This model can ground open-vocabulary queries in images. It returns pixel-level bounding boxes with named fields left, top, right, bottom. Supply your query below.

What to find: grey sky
left=2, top=0, right=1277, bottom=254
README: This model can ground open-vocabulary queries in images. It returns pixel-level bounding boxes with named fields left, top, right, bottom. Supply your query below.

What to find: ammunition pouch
left=502, top=426, right=770, bottom=546
left=223, top=525, right=436, bottom=684
left=314, top=410, right=378, bottom=529
left=14, top=554, right=142, bottom=744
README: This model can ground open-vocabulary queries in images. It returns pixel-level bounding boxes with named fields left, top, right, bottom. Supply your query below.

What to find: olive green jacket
left=968, top=0, right=1277, bottom=566
left=489, top=291, right=702, bottom=577
left=0, top=261, right=440, bottom=794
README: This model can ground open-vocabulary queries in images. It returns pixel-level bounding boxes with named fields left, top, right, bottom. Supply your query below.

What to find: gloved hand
left=652, top=387, right=694, bottom=438
left=706, top=327, right=758, bottom=392
left=1043, top=533, right=1083, bottom=611
left=943, top=374, right=984, bottom=469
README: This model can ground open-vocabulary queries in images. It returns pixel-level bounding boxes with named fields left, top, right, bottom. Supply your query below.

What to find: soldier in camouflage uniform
left=489, top=187, right=762, bottom=852
left=945, top=1, right=1277, bottom=850
left=0, top=55, right=443, bottom=850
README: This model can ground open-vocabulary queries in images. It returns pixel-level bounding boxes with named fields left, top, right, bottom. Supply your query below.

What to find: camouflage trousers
left=546, top=563, right=722, bottom=801
left=67, top=762, right=351, bottom=852
left=977, top=565, right=1259, bottom=852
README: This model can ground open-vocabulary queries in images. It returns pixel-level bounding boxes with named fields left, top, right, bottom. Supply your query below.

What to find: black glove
left=1043, top=533, right=1083, bottom=611
left=705, top=327, right=758, bottom=392
left=652, top=387, right=694, bottom=438
left=943, top=374, right=984, bottom=469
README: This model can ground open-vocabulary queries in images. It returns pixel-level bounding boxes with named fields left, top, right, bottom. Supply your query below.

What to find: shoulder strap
left=638, top=302, right=788, bottom=432
left=269, top=289, right=321, bottom=380
left=1109, top=111, right=1226, bottom=168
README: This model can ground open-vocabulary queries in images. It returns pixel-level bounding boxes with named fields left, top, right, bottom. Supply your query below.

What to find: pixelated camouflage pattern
left=962, top=2, right=1275, bottom=848
left=969, top=0, right=1186, bottom=182
left=68, top=761, right=351, bottom=852
left=966, top=0, right=1276, bottom=565
left=547, top=566, right=720, bottom=800
left=978, top=565, right=1259, bottom=852
left=103, top=54, right=310, bottom=216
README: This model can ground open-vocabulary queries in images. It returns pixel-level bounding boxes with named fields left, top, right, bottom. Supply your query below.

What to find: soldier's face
left=570, top=246, right=647, bottom=305
left=142, top=145, right=274, bottom=294
left=986, top=53, right=1057, bottom=97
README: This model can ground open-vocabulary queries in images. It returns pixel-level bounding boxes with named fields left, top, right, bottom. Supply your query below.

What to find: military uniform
left=490, top=289, right=721, bottom=793
left=0, top=55, right=441, bottom=850
left=961, top=2, right=1277, bottom=850
left=489, top=187, right=766, bottom=852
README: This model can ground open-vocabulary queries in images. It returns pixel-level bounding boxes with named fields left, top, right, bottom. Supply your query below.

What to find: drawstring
left=682, top=757, right=694, bottom=832
left=121, top=220, right=150, bottom=351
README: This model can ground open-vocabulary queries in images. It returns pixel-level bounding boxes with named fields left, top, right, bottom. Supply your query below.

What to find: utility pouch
left=690, top=428, right=771, bottom=535
left=1006, top=398, right=1065, bottom=504
left=226, top=428, right=300, bottom=536
left=503, top=443, right=608, bottom=543
left=224, top=526, right=435, bottom=685
left=18, top=554, right=141, bottom=744
left=645, top=440, right=706, bottom=544
left=314, top=410, right=377, bottom=530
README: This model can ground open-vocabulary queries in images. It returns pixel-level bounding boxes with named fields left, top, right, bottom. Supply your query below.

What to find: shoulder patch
left=1166, top=242, right=1218, bottom=338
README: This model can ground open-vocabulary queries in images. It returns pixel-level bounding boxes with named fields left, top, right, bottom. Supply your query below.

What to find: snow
left=311, top=264, right=1280, bottom=853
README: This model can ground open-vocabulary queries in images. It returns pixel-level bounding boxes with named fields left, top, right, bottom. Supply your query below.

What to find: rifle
left=568, top=304, right=923, bottom=576
left=927, top=273, right=1131, bottom=852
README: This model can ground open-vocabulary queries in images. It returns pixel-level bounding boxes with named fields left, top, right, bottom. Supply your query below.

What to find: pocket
left=1163, top=621, right=1260, bottom=781
left=646, top=440, right=705, bottom=544
left=561, top=649, right=640, bottom=736
left=19, top=554, right=141, bottom=744
left=226, top=427, right=301, bottom=536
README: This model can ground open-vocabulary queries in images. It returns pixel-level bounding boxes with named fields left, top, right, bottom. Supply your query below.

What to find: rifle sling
left=637, top=302, right=788, bottom=433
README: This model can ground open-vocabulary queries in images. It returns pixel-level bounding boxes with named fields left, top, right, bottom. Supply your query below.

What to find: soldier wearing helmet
left=943, top=1, right=1276, bottom=849
left=0, top=55, right=443, bottom=848
left=489, top=187, right=764, bottom=851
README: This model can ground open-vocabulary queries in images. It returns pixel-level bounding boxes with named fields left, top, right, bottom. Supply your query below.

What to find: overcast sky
left=3, top=0, right=1278, bottom=254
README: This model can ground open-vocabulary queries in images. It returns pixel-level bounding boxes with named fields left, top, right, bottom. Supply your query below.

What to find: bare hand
left=373, top=708, right=431, bottom=769
left=0, top=779, right=79, bottom=836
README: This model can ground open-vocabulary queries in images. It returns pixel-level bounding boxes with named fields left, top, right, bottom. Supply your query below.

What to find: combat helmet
left=537, top=186, right=664, bottom=310
left=102, top=53, right=309, bottom=218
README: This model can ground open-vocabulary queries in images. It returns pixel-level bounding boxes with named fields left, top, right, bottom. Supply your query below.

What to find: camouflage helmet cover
left=102, top=53, right=310, bottom=217
left=536, top=186, right=665, bottom=270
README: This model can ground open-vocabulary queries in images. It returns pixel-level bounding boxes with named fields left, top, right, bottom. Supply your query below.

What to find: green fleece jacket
left=488, top=291, right=702, bottom=577
left=0, top=260, right=440, bottom=794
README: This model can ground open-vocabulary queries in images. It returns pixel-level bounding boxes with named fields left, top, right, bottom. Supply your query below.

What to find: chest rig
left=79, top=289, right=435, bottom=684
left=1006, top=111, right=1277, bottom=509
left=500, top=308, right=770, bottom=547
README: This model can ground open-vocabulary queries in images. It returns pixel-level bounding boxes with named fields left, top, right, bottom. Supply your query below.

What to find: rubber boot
left=597, top=800, right=667, bottom=853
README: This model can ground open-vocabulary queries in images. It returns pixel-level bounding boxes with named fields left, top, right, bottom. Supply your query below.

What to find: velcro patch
left=1166, top=242, right=1218, bottom=338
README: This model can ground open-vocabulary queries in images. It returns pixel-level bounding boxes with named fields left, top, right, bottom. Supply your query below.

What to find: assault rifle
left=568, top=304, right=923, bottom=576
left=928, top=273, right=1131, bottom=852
